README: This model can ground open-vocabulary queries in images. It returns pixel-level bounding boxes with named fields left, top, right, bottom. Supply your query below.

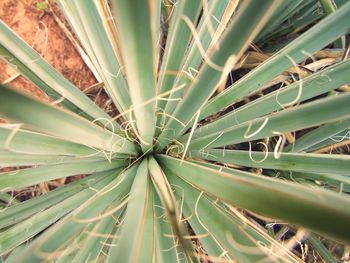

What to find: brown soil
left=0, top=0, right=96, bottom=100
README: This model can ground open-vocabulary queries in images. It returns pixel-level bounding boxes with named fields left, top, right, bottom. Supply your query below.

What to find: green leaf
left=10, top=165, right=138, bottom=262
left=0, top=151, right=107, bottom=166
left=157, top=155, right=350, bottom=244
left=0, top=171, right=115, bottom=229
left=320, top=0, right=346, bottom=48
left=148, top=156, right=197, bottom=262
left=157, top=0, right=280, bottom=150
left=0, top=44, right=77, bottom=115
left=158, top=0, right=235, bottom=133
left=308, top=234, right=338, bottom=263
left=200, top=2, right=350, bottom=121
left=184, top=59, right=350, bottom=141
left=167, top=173, right=299, bottom=263
left=111, top=0, right=158, bottom=150
left=71, top=202, right=124, bottom=263
left=56, top=0, right=131, bottom=116
left=156, top=0, right=202, bottom=117
left=0, top=192, right=19, bottom=206
left=0, top=158, right=126, bottom=191
left=107, top=159, right=154, bottom=263
left=285, top=118, right=350, bottom=152
left=0, top=170, right=117, bottom=256
left=0, top=85, right=138, bottom=154
left=259, top=0, right=321, bottom=45
left=0, top=126, right=100, bottom=156
left=275, top=170, right=350, bottom=193
left=191, top=149, right=350, bottom=176
left=306, top=128, right=350, bottom=152
left=185, top=92, right=350, bottom=150
left=0, top=21, right=117, bottom=130
left=153, top=193, right=180, bottom=262
left=257, top=0, right=306, bottom=41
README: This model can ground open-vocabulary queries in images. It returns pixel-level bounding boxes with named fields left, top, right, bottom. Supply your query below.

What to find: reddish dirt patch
left=0, top=0, right=96, bottom=100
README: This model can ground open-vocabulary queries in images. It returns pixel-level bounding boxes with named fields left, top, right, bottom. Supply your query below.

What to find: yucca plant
left=0, top=0, right=350, bottom=262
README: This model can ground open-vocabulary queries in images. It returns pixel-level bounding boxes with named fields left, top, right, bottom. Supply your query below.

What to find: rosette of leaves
left=0, top=0, right=350, bottom=262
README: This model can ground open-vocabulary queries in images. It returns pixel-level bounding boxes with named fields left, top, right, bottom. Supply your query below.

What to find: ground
left=0, top=0, right=96, bottom=100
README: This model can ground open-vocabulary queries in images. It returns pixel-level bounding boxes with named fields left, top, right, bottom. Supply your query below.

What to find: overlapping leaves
left=0, top=0, right=349, bottom=262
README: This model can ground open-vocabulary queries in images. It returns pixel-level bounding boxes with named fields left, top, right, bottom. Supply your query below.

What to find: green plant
left=0, top=0, right=350, bottom=262
left=36, top=1, right=48, bottom=12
